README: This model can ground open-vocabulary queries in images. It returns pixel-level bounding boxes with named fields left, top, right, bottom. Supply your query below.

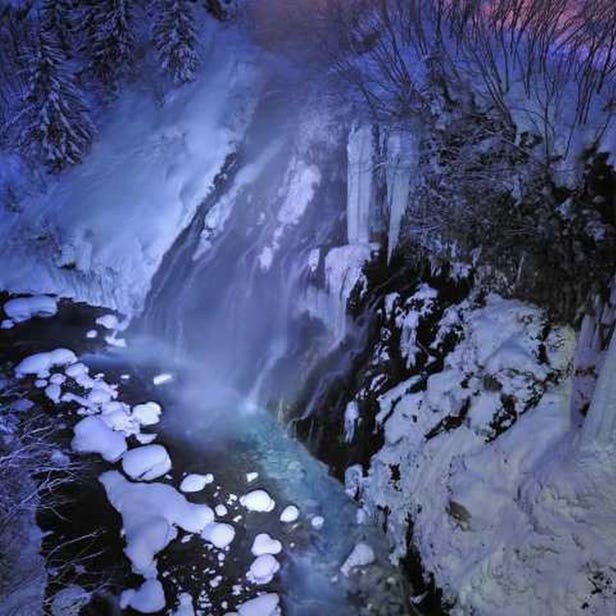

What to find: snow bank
left=3, top=295, right=57, bottom=323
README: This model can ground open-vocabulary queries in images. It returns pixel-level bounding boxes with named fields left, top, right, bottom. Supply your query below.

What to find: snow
left=15, top=348, right=77, bottom=377
left=132, top=402, right=162, bottom=427
left=1, top=319, right=14, bottom=329
left=235, top=593, right=280, bottom=616
left=251, top=533, right=282, bottom=556
left=246, top=554, right=280, bottom=585
left=347, top=124, right=374, bottom=244
left=0, top=30, right=262, bottom=315
left=279, top=505, right=299, bottom=523
left=340, top=543, right=375, bottom=576
left=86, top=329, right=98, bottom=339
left=239, top=489, right=275, bottom=512
left=245, top=472, right=258, bottom=483
left=45, top=383, right=62, bottom=403
left=152, top=373, right=174, bottom=386
left=96, top=314, right=122, bottom=330
left=310, top=516, right=324, bottom=530
left=202, top=523, right=236, bottom=549
left=180, top=473, right=213, bottom=493
left=71, top=416, right=127, bottom=462
left=172, top=593, right=195, bottom=616
left=100, top=471, right=214, bottom=578
left=3, top=295, right=57, bottom=323
left=121, top=445, right=172, bottom=481
left=120, top=579, right=166, bottom=614
left=215, top=504, right=228, bottom=517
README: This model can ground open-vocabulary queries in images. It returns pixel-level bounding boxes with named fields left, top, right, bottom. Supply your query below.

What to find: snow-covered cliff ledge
left=0, top=30, right=261, bottom=316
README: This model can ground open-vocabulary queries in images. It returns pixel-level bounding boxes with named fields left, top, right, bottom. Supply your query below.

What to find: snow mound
left=202, top=523, right=235, bottom=549
left=4, top=295, right=57, bottom=323
left=153, top=373, right=174, bottom=386
left=71, top=416, right=127, bottom=462
left=120, top=579, right=166, bottom=614
left=122, top=445, right=172, bottom=481
left=246, top=554, right=280, bottom=585
left=239, top=490, right=275, bottom=512
left=251, top=533, right=282, bottom=556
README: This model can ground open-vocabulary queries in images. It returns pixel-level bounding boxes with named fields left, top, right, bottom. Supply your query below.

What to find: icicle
left=579, top=328, right=616, bottom=449
left=385, top=131, right=419, bottom=261
left=347, top=125, right=375, bottom=244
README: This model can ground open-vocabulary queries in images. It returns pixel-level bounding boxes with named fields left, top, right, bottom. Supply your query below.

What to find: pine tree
left=153, top=0, right=201, bottom=85
left=40, top=0, right=76, bottom=56
left=86, top=0, right=134, bottom=91
left=21, top=23, right=95, bottom=172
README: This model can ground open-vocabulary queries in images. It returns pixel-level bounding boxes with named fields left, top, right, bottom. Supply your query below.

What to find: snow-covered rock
left=120, top=579, right=166, bottom=614
left=340, top=543, right=375, bottom=576
left=15, top=348, right=77, bottom=378
left=240, top=490, right=275, bottom=512
left=279, top=505, right=299, bottom=523
left=132, top=402, right=162, bottom=427
left=4, top=295, right=57, bottom=323
left=246, top=554, right=280, bottom=585
left=71, top=416, right=127, bottom=462
left=121, top=445, right=172, bottom=481
left=180, top=473, right=213, bottom=493
left=202, top=523, right=235, bottom=549
left=152, top=373, right=174, bottom=386
left=251, top=533, right=282, bottom=556
left=235, top=593, right=281, bottom=616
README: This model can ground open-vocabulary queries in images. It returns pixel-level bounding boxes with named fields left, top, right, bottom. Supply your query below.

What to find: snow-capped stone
left=239, top=490, right=275, bottom=512
left=34, top=379, right=47, bottom=388
left=71, top=416, right=127, bottom=462
left=215, top=504, right=228, bottom=517
left=153, top=373, right=174, bottom=386
left=49, top=373, right=66, bottom=385
left=251, top=533, right=282, bottom=556
left=247, top=554, right=280, bottom=585
left=96, top=314, right=121, bottom=330
left=1, top=319, right=14, bottom=329
left=15, top=348, right=77, bottom=377
left=100, top=471, right=214, bottom=578
left=122, top=445, right=172, bottom=481
left=311, top=516, right=324, bottom=530
left=180, top=473, right=213, bottom=493
left=132, top=402, right=162, bottom=427
left=279, top=505, right=300, bottom=523
left=246, top=472, right=259, bottom=483
left=120, top=579, right=166, bottom=614
left=235, top=593, right=280, bottom=616
left=4, top=295, right=57, bottom=323
left=86, top=329, right=98, bottom=339
left=105, top=335, right=127, bottom=348
left=65, top=362, right=88, bottom=379
left=340, top=542, right=376, bottom=576
left=45, top=383, right=62, bottom=403
left=202, top=523, right=235, bottom=549
left=135, top=433, right=157, bottom=445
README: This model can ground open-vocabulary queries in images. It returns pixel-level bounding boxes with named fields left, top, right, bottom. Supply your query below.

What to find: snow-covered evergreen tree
left=21, top=23, right=95, bottom=172
left=85, top=0, right=134, bottom=91
left=153, top=0, right=200, bottom=85
left=40, top=0, right=76, bottom=56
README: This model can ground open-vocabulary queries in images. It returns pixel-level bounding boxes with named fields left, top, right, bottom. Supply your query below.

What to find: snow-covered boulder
left=202, top=523, right=235, bottom=549
left=235, top=593, right=280, bottom=616
left=71, top=416, right=127, bottom=462
left=15, top=348, right=77, bottom=378
left=120, top=579, right=166, bottom=614
left=246, top=554, right=280, bottom=585
left=4, top=295, right=57, bottom=323
left=122, top=445, right=172, bottom=481
left=340, top=543, right=376, bottom=576
left=239, top=489, right=275, bottom=512
left=251, top=533, right=282, bottom=556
